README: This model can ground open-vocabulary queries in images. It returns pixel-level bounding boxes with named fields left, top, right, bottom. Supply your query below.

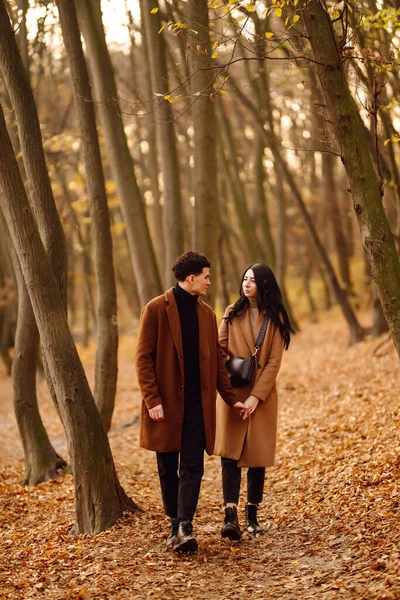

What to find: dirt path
left=1, top=318, right=400, bottom=599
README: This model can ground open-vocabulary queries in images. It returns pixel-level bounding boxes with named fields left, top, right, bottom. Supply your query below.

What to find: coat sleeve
left=251, top=325, right=285, bottom=402
left=216, top=311, right=237, bottom=407
left=135, top=303, right=163, bottom=410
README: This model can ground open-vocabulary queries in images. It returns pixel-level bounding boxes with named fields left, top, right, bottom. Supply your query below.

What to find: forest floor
left=1, top=312, right=400, bottom=600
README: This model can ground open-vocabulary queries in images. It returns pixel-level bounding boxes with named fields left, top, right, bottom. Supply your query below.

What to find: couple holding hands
left=135, top=251, right=293, bottom=553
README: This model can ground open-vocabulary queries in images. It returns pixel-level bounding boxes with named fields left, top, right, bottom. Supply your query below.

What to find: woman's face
left=242, top=269, right=257, bottom=299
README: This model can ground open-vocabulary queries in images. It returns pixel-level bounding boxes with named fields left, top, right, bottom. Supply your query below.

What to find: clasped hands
left=148, top=395, right=259, bottom=422
left=236, top=395, right=259, bottom=420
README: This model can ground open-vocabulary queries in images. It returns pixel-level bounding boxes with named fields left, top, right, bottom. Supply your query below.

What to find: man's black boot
left=172, top=519, right=198, bottom=553
left=245, top=503, right=264, bottom=534
left=221, top=506, right=242, bottom=541
left=167, top=518, right=179, bottom=546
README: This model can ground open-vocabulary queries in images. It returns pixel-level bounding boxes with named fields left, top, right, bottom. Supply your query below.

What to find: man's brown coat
left=214, top=305, right=285, bottom=467
left=135, top=288, right=237, bottom=455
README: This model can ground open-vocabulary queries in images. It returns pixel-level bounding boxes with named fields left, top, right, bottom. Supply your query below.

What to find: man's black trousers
left=156, top=393, right=205, bottom=522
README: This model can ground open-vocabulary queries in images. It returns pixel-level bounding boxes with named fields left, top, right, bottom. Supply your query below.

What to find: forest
left=0, top=0, right=400, bottom=598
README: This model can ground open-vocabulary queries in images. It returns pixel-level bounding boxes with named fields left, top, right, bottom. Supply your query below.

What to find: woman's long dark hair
left=225, top=263, right=294, bottom=349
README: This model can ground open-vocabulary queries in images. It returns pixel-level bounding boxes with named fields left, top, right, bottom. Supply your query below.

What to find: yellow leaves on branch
left=212, top=40, right=219, bottom=59
left=162, top=93, right=183, bottom=104
left=384, top=136, right=400, bottom=146
left=262, top=1, right=301, bottom=26
left=157, top=20, right=187, bottom=36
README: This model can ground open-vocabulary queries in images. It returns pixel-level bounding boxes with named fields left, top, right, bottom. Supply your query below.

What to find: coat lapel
left=165, top=288, right=184, bottom=379
left=253, top=309, right=267, bottom=342
left=238, top=311, right=256, bottom=353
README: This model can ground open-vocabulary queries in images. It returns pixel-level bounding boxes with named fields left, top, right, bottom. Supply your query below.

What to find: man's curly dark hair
left=172, top=251, right=211, bottom=281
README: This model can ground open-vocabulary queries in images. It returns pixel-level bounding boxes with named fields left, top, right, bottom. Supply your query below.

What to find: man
left=135, top=251, right=245, bottom=552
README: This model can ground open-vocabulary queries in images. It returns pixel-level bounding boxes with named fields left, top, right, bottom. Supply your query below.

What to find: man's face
left=187, top=267, right=211, bottom=296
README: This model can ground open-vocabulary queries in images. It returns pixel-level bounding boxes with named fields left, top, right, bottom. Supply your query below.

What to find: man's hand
left=148, top=404, right=164, bottom=421
left=233, top=401, right=250, bottom=420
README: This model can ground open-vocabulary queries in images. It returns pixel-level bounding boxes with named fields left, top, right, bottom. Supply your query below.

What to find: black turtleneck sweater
left=174, top=283, right=201, bottom=393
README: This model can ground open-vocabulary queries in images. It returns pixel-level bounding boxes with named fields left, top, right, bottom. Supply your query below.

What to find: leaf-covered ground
left=1, top=315, right=400, bottom=600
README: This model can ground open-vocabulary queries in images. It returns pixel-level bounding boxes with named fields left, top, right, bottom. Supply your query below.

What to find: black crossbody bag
left=225, top=315, right=269, bottom=388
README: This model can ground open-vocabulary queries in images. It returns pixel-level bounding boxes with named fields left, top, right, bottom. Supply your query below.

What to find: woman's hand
left=241, top=395, right=259, bottom=419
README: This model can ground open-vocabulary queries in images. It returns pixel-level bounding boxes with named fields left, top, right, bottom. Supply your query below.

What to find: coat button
left=180, top=384, right=184, bottom=389
left=257, top=364, right=261, bottom=369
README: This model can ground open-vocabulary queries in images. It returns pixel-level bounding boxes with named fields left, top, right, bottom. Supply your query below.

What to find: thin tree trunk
left=188, top=0, right=218, bottom=305
left=0, top=3, right=67, bottom=298
left=139, top=0, right=184, bottom=286
left=254, top=135, right=275, bottom=267
left=297, top=238, right=318, bottom=323
left=252, top=14, right=277, bottom=269
left=217, top=98, right=263, bottom=262
left=76, top=0, right=162, bottom=306
left=227, top=72, right=364, bottom=343
left=0, top=102, right=140, bottom=533
left=125, top=5, right=165, bottom=281
left=57, top=167, right=97, bottom=333
left=57, top=0, right=118, bottom=433
left=322, top=153, right=352, bottom=289
left=301, top=0, right=400, bottom=356
left=15, top=0, right=30, bottom=74
left=0, top=210, right=66, bottom=486
left=0, top=1, right=69, bottom=476
left=371, top=283, right=390, bottom=336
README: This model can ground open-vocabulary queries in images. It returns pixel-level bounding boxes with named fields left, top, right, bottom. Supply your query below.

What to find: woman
left=214, top=263, right=294, bottom=540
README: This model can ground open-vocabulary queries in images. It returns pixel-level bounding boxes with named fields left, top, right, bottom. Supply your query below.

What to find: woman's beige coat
left=214, top=305, right=285, bottom=468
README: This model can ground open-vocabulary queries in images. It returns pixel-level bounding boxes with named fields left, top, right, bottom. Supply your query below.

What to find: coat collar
left=164, top=287, right=209, bottom=361
left=165, top=288, right=183, bottom=360
left=237, top=306, right=267, bottom=353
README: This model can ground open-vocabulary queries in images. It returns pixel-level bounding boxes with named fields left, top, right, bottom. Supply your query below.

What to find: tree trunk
left=0, top=217, right=16, bottom=375
left=76, top=0, right=162, bottom=306
left=251, top=14, right=277, bottom=269
left=0, top=1, right=70, bottom=479
left=301, top=0, right=400, bottom=356
left=0, top=2, right=67, bottom=299
left=1, top=205, right=65, bottom=486
left=0, top=102, right=140, bottom=533
left=254, top=135, right=276, bottom=267
left=15, top=0, right=30, bottom=75
left=188, top=0, right=218, bottom=305
left=126, top=6, right=165, bottom=281
left=217, top=97, right=263, bottom=262
left=371, top=283, right=390, bottom=336
left=228, top=72, right=364, bottom=343
left=56, top=0, right=118, bottom=433
left=322, top=153, right=352, bottom=290
left=139, top=0, right=184, bottom=286
left=57, top=167, right=97, bottom=334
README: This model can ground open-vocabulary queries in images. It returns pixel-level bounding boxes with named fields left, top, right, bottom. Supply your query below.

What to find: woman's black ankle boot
left=221, top=506, right=242, bottom=541
left=245, top=503, right=264, bottom=534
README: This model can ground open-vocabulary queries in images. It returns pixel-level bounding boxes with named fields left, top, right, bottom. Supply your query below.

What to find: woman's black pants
left=221, top=457, right=265, bottom=505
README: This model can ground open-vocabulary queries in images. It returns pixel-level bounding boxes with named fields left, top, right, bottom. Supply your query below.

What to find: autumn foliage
left=1, top=318, right=399, bottom=599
